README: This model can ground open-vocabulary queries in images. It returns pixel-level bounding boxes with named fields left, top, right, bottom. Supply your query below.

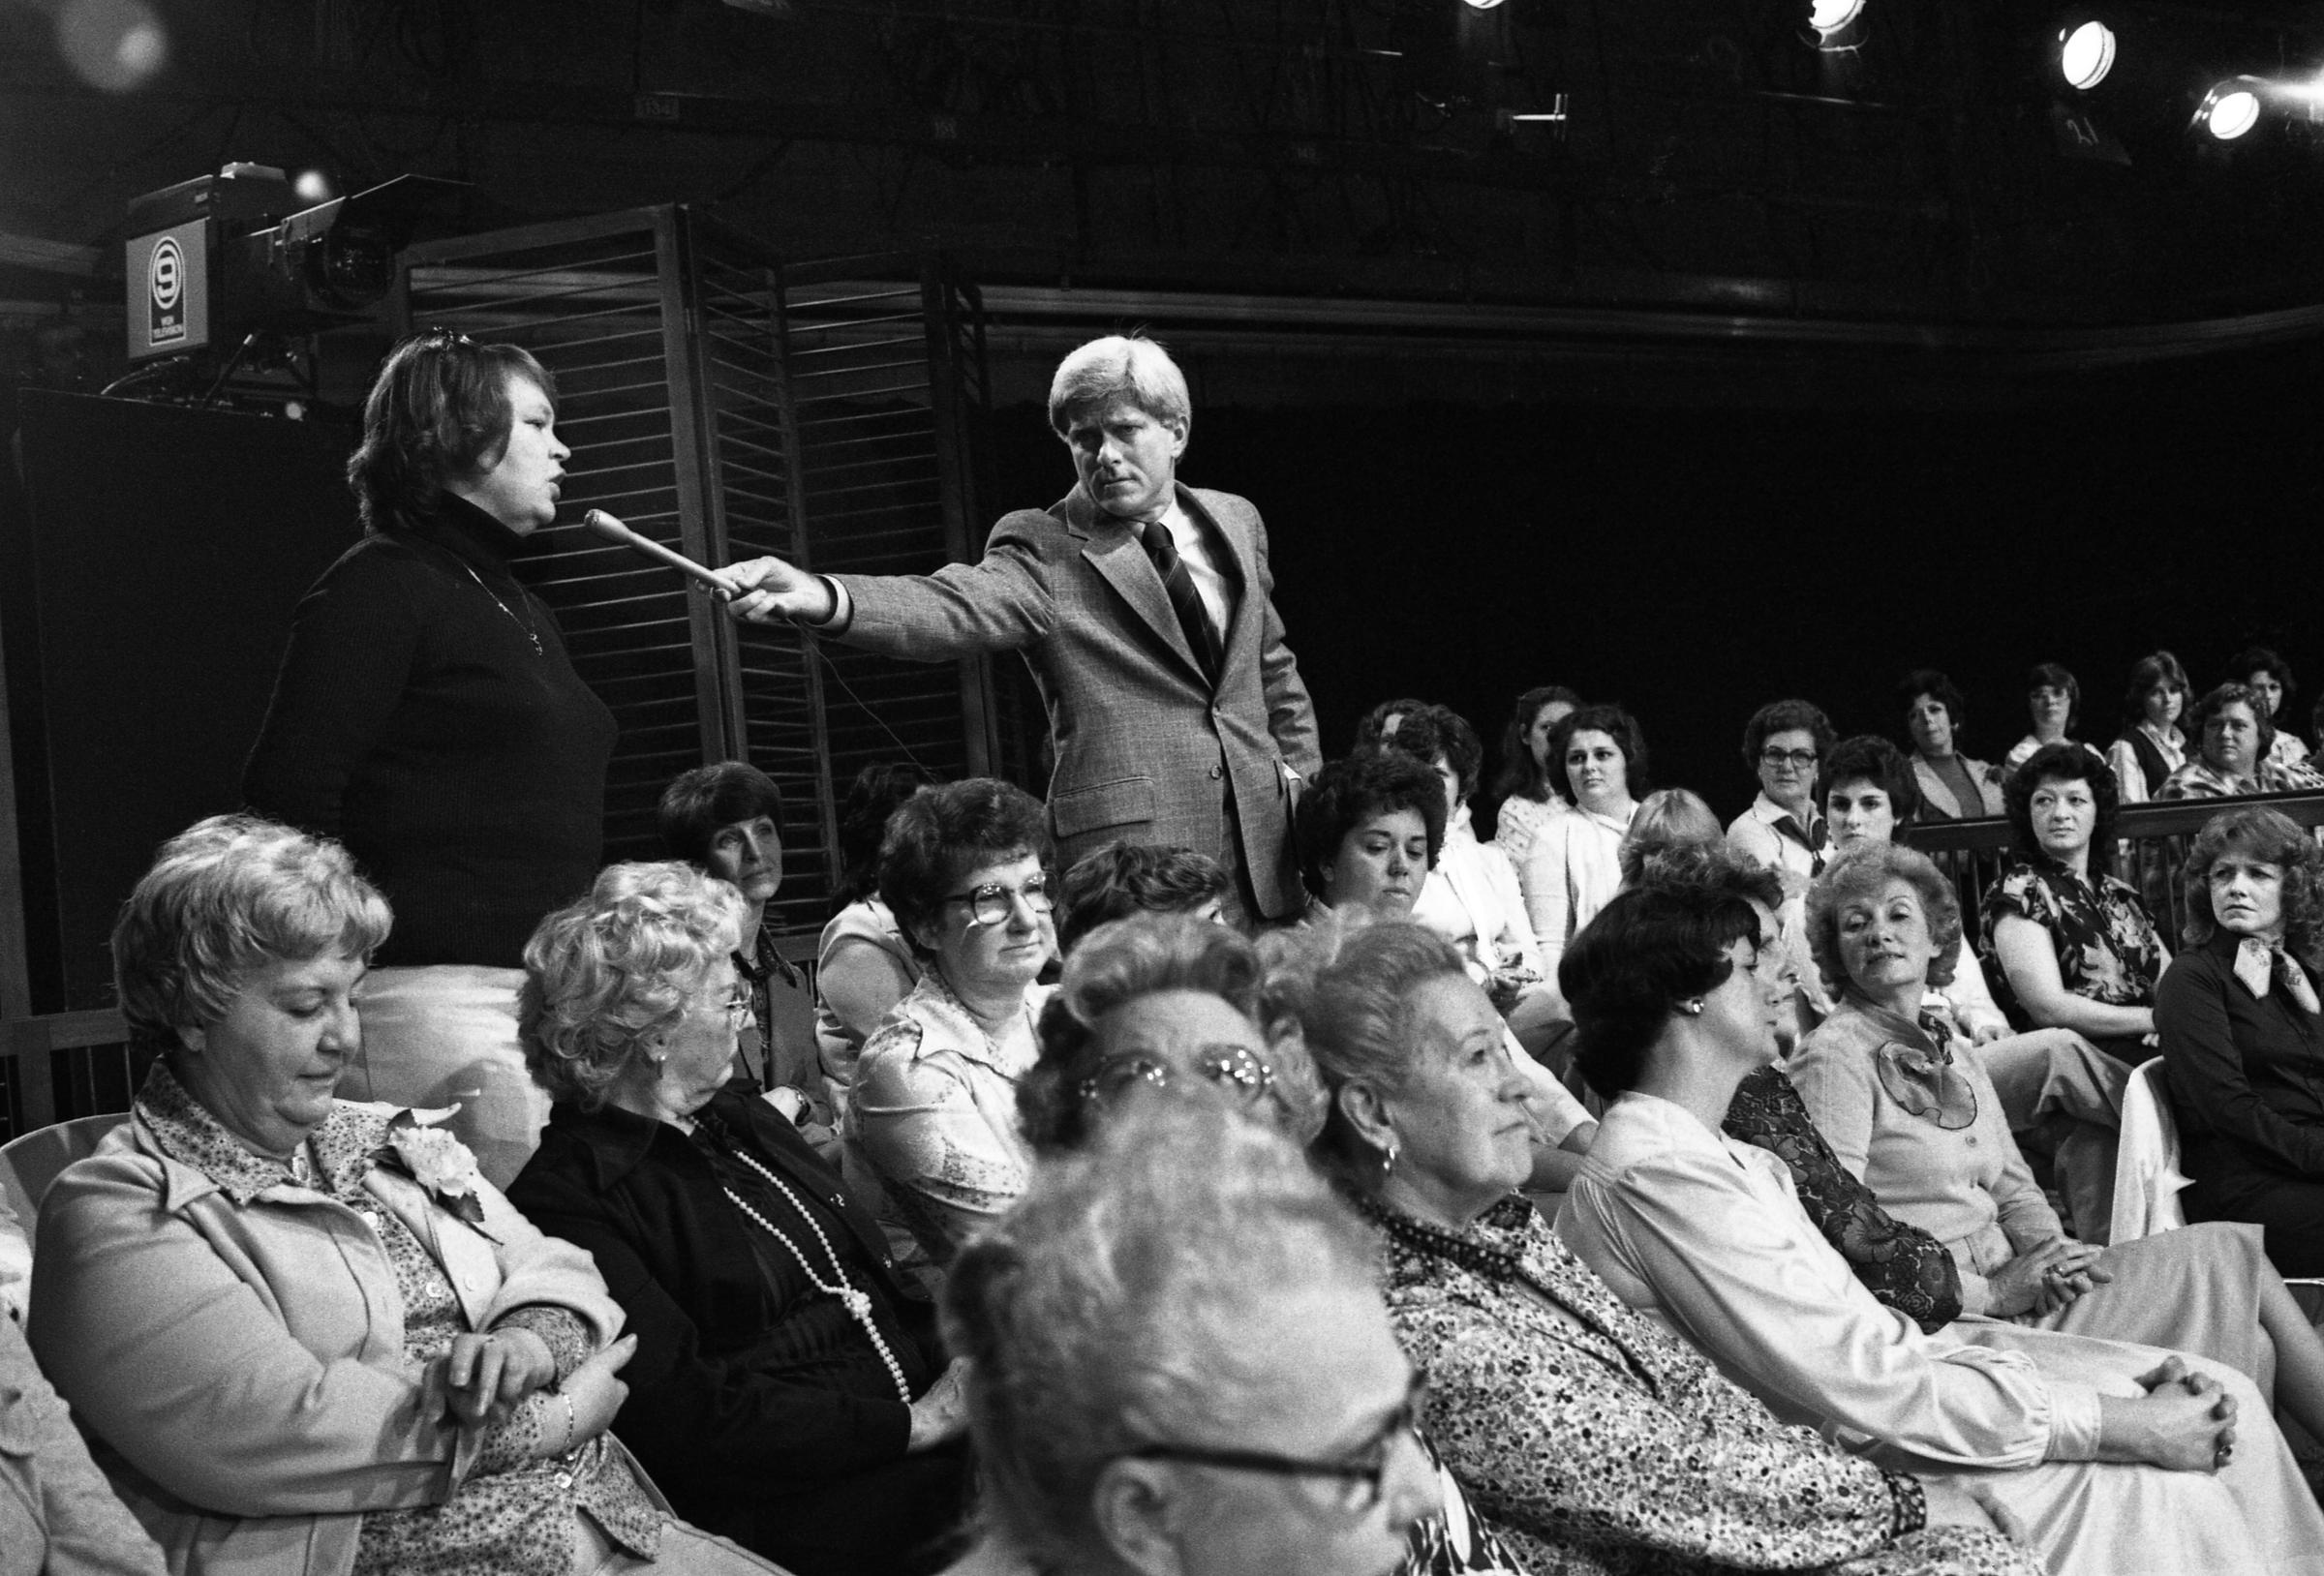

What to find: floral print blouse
left=1362, top=1196, right=2038, bottom=1576
left=1975, top=856, right=2164, bottom=1029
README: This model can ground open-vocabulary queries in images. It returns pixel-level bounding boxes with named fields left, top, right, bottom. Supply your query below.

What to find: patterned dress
left=1361, top=1195, right=2039, bottom=1576
left=1975, top=856, right=2165, bottom=1033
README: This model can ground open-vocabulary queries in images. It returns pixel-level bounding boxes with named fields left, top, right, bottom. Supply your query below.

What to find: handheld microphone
left=581, top=508, right=734, bottom=595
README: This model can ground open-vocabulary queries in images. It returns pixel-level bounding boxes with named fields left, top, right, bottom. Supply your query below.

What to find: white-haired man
left=723, top=334, right=1319, bottom=924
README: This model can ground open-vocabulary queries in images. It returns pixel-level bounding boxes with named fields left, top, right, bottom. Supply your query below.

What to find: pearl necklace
left=720, top=1150, right=911, bottom=1405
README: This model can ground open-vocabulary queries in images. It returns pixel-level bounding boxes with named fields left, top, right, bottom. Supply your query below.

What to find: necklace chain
left=457, top=561, right=544, bottom=657
left=720, top=1150, right=911, bottom=1405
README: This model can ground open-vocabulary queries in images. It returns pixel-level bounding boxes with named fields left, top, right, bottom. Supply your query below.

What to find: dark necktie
left=1141, top=521, right=1224, bottom=686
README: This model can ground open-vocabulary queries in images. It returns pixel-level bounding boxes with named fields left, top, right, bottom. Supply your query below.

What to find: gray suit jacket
left=836, top=482, right=1322, bottom=917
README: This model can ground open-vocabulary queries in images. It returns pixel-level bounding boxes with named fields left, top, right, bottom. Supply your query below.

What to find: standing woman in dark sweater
left=244, top=330, right=617, bottom=1187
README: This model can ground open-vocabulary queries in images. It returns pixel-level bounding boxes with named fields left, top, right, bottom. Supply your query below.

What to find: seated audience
left=1901, top=669, right=2005, bottom=820
left=1979, top=743, right=2168, bottom=1058
left=2156, top=806, right=2324, bottom=1278
left=2108, top=652, right=2190, bottom=805
left=657, top=763, right=815, bottom=1105
left=1553, top=863, right=2324, bottom=1576
left=1293, top=752, right=1446, bottom=920
left=941, top=1102, right=1446, bottom=1576
left=2002, top=663, right=2080, bottom=773
left=1788, top=844, right=2324, bottom=1436
left=815, top=764, right=937, bottom=1114
left=850, top=778, right=1055, bottom=1274
left=0, top=1311, right=165, bottom=1574
left=1519, top=703, right=1644, bottom=970
left=2224, top=646, right=2313, bottom=776
left=1054, top=843, right=1229, bottom=955
left=1373, top=705, right=1560, bottom=1052
left=1486, top=683, right=1580, bottom=862
left=1725, top=699, right=1835, bottom=897
left=508, top=863, right=966, bottom=1576
left=1280, top=919, right=2039, bottom=1576
left=2159, top=682, right=2309, bottom=800
left=1019, top=912, right=1323, bottom=1156
left=1618, top=787, right=1724, bottom=882
left=33, top=815, right=779, bottom=1576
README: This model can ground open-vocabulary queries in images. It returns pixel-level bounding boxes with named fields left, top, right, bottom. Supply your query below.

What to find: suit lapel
left=1065, top=486, right=1209, bottom=687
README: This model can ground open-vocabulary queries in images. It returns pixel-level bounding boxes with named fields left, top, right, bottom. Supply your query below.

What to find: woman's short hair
left=656, top=761, right=784, bottom=869
left=111, top=814, right=393, bottom=1055
left=878, top=777, right=1054, bottom=956
left=521, top=862, right=747, bottom=1112
left=2027, top=662, right=2082, bottom=733
left=1292, top=753, right=1447, bottom=901
left=347, top=331, right=556, bottom=533
left=1055, top=844, right=1231, bottom=956
left=2179, top=806, right=2324, bottom=965
left=2187, top=682, right=2277, bottom=769
left=1615, top=788, right=1722, bottom=887
left=1263, top=916, right=1470, bottom=1181
left=1802, top=843, right=1963, bottom=998
left=1817, top=735, right=1922, bottom=829
left=2122, top=651, right=2190, bottom=727
left=1560, top=859, right=1763, bottom=1102
left=2223, top=646, right=2296, bottom=710
left=1740, top=698, right=1836, bottom=774
left=1021, top=913, right=1324, bottom=1155
left=1374, top=703, right=1484, bottom=803
left=2002, top=743, right=2120, bottom=862
left=834, top=762, right=942, bottom=910
left=1544, top=703, right=1651, bottom=805
left=1897, top=668, right=1970, bottom=744
left=1047, top=334, right=1191, bottom=439
left=1352, top=697, right=1432, bottom=753
left=1487, top=684, right=1584, bottom=806
left=941, top=1102, right=1374, bottom=1573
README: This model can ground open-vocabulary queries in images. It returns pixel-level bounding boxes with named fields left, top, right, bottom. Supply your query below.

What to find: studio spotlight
left=2197, top=77, right=2263, bottom=140
left=2059, top=20, right=2116, bottom=91
left=1810, top=0, right=1865, bottom=39
left=1463, top=0, right=1509, bottom=10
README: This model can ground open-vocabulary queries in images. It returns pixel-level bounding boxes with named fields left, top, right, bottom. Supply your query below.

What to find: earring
left=1380, top=1139, right=1399, bottom=1178
left=1676, top=999, right=1705, bottom=1016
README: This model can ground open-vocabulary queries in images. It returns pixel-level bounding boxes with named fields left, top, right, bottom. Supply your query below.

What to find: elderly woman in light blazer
left=30, top=815, right=779, bottom=1576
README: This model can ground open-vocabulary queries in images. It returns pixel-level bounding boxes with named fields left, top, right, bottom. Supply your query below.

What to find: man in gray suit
left=721, top=334, right=1321, bottom=924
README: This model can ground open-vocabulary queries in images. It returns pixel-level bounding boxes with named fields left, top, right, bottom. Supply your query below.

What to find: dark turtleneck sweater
left=244, top=494, right=617, bottom=967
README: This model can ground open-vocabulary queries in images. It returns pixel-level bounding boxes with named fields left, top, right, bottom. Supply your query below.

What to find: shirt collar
left=136, top=1061, right=386, bottom=1207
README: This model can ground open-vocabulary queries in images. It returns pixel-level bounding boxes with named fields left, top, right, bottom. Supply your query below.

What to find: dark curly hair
left=348, top=331, right=557, bottom=533
left=877, top=777, right=1053, bottom=957
left=1817, top=735, right=1922, bottom=830
left=1560, top=871, right=1761, bottom=1103
left=2002, top=742, right=2119, bottom=864
left=1546, top=703, right=1650, bottom=806
left=2179, top=806, right=2324, bottom=969
left=2187, top=683, right=2277, bottom=774
left=2222, top=646, right=2297, bottom=713
left=1897, top=669, right=1971, bottom=749
left=1055, top=843, right=1229, bottom=955
left=1740, top=699, right=1836, bottom=776
left=1292, top=753, right=1446, bottom=902
left=1485, top=685, right=1583, bottom=809
left=1373, top=703, right=1484, bottom=803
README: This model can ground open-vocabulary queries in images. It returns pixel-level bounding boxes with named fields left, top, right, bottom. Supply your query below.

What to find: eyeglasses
left=939, top=874, right=1055, bottom=927
left=720, top=989, right=753, bottom=1030
left=1119, top=1375, right=1425, bottom=1515
left=1079, top=1045, right=1277, bottom=1109
left=1759, top=748, right=1819, bottom=769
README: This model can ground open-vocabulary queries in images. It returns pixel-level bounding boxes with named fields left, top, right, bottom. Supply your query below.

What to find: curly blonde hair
left=520, top=862, right=747, bottom=1111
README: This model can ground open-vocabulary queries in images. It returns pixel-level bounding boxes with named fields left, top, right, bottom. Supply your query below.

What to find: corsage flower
left=373, top=1111, right=486, bottom=1225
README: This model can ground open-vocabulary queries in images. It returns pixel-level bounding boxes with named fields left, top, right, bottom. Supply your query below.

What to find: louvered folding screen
left=397, top=210, right=1000, bottom=944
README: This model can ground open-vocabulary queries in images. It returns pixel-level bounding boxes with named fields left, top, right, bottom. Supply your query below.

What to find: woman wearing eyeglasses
left=507, top=862, right=969, bottom=1576
left=1726, top=699, right=1836, bottom=899
left=844, top=778, right=1058, bottom=1282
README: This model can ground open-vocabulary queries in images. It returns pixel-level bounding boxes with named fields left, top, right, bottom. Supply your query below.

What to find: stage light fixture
left=2197, top=77, right=2263, bottom=140
left=2059, top=20, right=2116, bottom=91
left=291, top=168, right=335, bottom=205
left=1810, top=0, right=1865, bottom=39
left=1463, top=0, right=1509, bottom=10
left=53, top=0, right=167, bottom=93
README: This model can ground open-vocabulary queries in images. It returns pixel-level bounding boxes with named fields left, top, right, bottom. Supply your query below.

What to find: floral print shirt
left=1976, top=856, right=2164, bottom=1029
left=1362, top=1196, right=2038, bottom=1576
left=137, top=1066, right=658, bottom=1576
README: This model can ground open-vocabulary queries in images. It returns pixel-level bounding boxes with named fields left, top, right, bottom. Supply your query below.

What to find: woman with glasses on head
left=507, top=862, right=968, bottom=1576
left=847, top=778, right=1057, bottom=1279
left=244, top=330, right=615, bottom=1189
left=1274, top=919, right=2038, bottom=1576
